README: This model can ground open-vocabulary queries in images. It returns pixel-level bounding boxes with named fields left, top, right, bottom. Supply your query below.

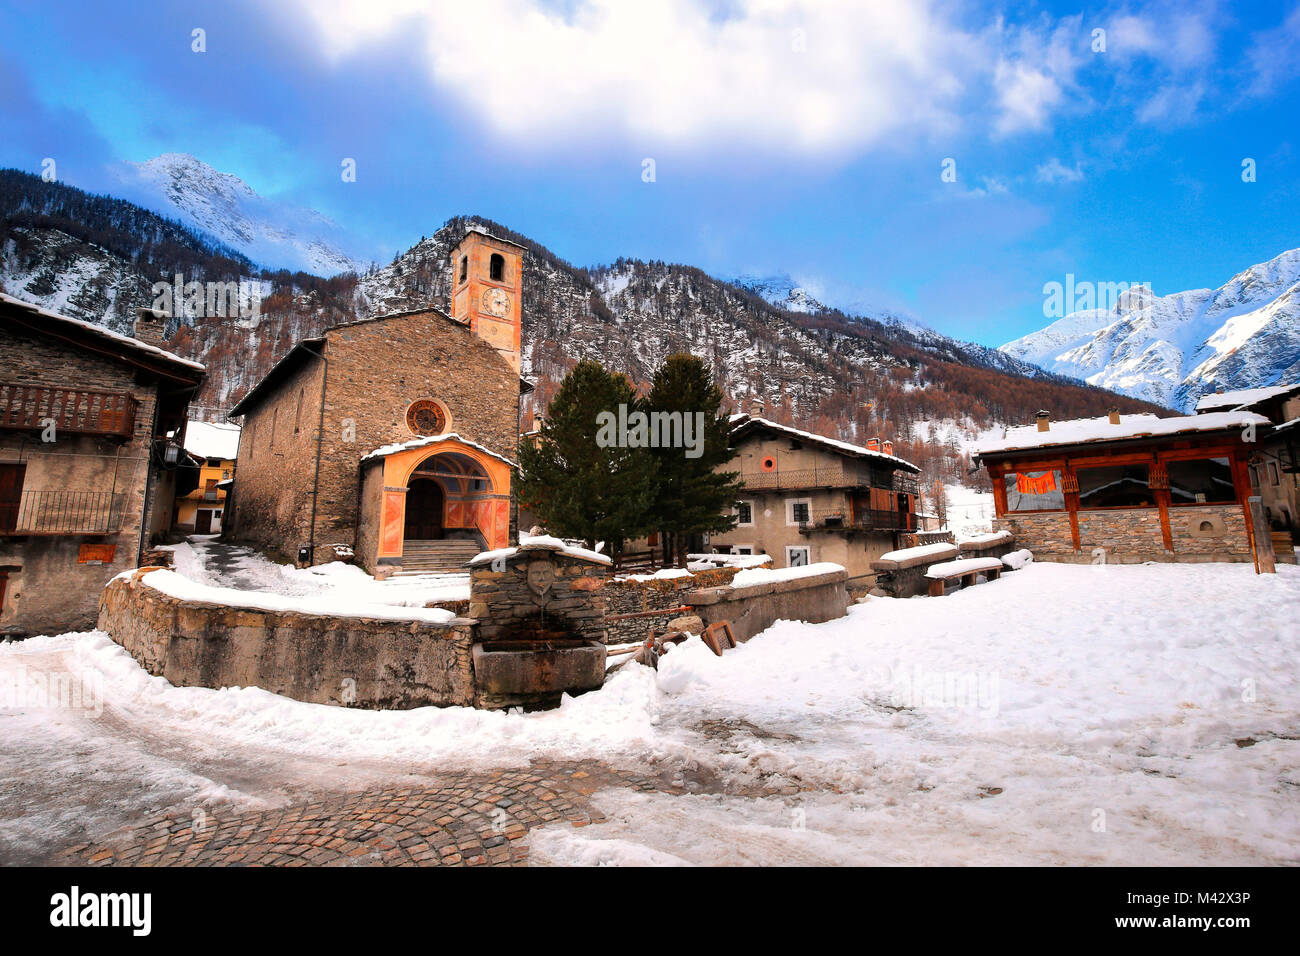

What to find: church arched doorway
left=403, top=477, right=445, bottom=540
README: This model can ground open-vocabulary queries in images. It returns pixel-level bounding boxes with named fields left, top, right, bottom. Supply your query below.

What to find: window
left=294, top=388, right=304, bottom=434
left=1076, top=463, right=1153, bottom=508
left=785, top=545, right=810, bottom=567
left=735, top=499, right=754, bottom=526
left=489, top=253, right=505, bottom=281
left=787, top=498, right=811, bottom=526
left=1004, top=469, right=1065, bottom=512
left=1267, top=461, right=1280, bottom=486
left=732, top=545, right=753, bottom=556
left=270, top=408, right=277, bottom=448
left=1167, top=457, right=1236, bottom=505
left=459, top=256, right=468, bottom=283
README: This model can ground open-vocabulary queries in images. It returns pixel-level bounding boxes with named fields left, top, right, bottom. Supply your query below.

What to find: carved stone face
left=526, top=560, right=555, bottom=599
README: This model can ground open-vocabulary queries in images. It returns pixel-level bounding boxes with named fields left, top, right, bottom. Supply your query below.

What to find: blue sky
left=1, top=0, right=1297, bottom=346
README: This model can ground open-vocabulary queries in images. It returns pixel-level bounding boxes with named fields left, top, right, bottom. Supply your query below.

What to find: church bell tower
left=450, top=226, right=524, bottom=373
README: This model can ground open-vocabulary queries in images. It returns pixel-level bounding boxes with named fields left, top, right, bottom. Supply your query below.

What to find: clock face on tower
left=480, top=287, right=510, bottom=318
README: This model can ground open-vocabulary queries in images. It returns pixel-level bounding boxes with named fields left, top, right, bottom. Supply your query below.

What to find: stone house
left=974, top=408, right=1274, bottom=564
left=0, top=293, right=205, bottom=635
left=224, top=228, right=532, bottom=574
left=1195, top=383, right=1300, bottom=537
left=706, top=402, right=921, bottom=583
left=173, top=420, right=240, bottom=534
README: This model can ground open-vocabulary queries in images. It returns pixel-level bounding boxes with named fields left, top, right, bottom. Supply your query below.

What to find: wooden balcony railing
left=0, top=384, right=138, bottom=440
left=743, top=465, right=907, bottom=492
left=798, top=508, right=918, bottom=533
left=0, top=491, right=126, bottom=535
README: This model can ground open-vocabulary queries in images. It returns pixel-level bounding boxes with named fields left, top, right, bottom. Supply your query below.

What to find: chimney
left=882, top=439, right=894, bottom=456
left=133, top=307, right=169, bottom=349
left=1036, top=410, right=1050, bottom=432
left=749, top=397, right=766, bottom=418
left=1107, top=406, right=1121, bottom=426
left=866, top=437, right=881, bottom=451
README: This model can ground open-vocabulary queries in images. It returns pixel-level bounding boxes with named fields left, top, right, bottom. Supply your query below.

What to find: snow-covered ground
left=3, top=559, right=1298, bottom=865
left=162, top=537, right=469, bottom=609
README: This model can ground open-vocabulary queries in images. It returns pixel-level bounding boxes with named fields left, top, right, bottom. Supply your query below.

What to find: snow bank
left=729, top=561, right=844, bottom=588
left=141, top=569, right=457, bottom=623
left=1001, top=549, right=1034, bottom=570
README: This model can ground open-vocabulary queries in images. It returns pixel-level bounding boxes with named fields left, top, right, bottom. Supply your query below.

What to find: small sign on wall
left=78, top=544, right=117, bottom=565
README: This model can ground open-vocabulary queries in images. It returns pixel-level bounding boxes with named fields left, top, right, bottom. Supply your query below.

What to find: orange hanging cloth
left=1016, top=471, right=1057, bottom=495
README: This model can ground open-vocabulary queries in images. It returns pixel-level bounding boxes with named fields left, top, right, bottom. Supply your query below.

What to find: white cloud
left=1035, top=157, right=1085, bottom=183
left=293, top=0, right=987, bottom=155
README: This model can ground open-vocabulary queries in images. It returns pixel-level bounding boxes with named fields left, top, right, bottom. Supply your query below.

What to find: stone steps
left=394, top=539, right=481, bottom=575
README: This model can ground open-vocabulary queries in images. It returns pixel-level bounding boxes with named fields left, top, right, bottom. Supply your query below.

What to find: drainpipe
left=304, top=344, right=329, bottom=565
left=137, top=389, right=162, bottom=564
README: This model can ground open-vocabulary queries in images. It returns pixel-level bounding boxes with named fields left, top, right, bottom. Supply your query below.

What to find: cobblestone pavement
left=58, top=762, right=699, bottom=867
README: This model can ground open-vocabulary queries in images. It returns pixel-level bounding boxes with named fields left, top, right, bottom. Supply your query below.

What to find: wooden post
left=1248, top=496, right=1276, bottom=574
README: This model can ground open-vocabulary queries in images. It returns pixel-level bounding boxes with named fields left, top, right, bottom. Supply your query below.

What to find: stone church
left=225, top=228, right=531, bottom=574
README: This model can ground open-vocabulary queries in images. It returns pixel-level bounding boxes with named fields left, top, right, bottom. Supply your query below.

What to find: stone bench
left=956, top=530, right=1016, bottom=561
left=925, top=557, right=1005, bottom=596
left=869, top=543, right=960, bottom=598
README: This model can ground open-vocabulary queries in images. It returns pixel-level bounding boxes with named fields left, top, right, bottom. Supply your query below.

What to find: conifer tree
left=517, top=359, right=657, bottom=555
left=645, top=353, right=744, bottom=566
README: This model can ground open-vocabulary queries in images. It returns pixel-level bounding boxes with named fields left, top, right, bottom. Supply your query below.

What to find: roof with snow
left=0, top=291, right=205, bottom=378
left=360, top=432, right=517, bottom=468
left=729, top=414, right=921, bottom=473
left=1194, top=383, right=1300, bottom=413
left=184, top=421, right=242, bottom=460
left=468, top=535, right=610, bottom=567
left=975, top=411, right=1270, bottom=457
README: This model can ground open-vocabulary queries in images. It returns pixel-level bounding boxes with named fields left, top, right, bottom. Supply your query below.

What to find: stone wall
left=1166, top=505, right=1252, bottom=562
left=604, top=567, right=737, bottom=645
left=993, top=512, right=1075, bottom=558
left=996, top=505, right=1253, bottom=563
left=99, top=570, right=477, bottom=709
left=226, top=353, right=324, bottom=562
left=686, top=567, right=850, bottom=643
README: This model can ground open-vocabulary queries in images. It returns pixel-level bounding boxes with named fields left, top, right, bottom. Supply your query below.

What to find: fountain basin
left=471, top=639, right=607, bottom=698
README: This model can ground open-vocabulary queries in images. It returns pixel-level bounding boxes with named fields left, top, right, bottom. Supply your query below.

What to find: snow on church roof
left=360, top=432, right=517, bottom=468
left=975, top=411, right=1269, bottom=456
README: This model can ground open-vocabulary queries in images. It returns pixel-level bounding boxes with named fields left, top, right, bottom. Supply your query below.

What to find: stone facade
left=1, top=302, right=202, bottom=635
left=100, top=570, right=478, bottom=709
left=994, top=504, right=1252, bottom=564
left=228, top=232, right=526, bottom=568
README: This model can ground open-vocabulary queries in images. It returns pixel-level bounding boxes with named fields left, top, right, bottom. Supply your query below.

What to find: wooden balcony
left=0, top=383, right=138, bottom=441
left=798, top=508, right=918, bottom=533
left=742, top=464, right=906, bottom=492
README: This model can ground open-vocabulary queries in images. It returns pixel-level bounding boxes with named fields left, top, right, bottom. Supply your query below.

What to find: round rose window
left=406, top=400, right=448, bottom=437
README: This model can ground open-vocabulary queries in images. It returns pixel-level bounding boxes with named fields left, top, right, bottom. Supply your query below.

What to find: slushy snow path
left=2, top=561, right=1297, bottom=865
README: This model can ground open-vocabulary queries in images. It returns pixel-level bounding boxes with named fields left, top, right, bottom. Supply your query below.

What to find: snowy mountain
left=2, top=167, right=1163, bottom=452
left=1001, top=248, right=1300, bottom=411
left=733, top=274, right=831, bottom=315
left=113, top=153, right=368, bottom=276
